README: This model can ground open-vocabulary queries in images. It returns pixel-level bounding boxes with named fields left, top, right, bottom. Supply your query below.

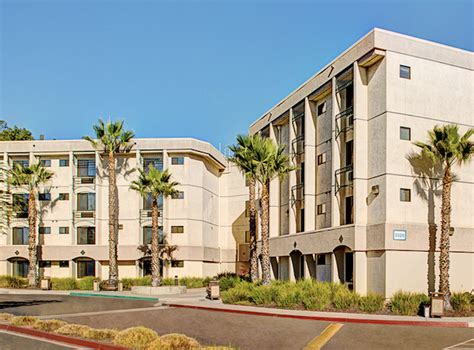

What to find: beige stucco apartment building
left=0, top=139, right=249, bottom=280
left=249, top=28, right=473, bottom=297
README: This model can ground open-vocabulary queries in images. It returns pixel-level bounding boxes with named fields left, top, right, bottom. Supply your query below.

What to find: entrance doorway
left=333, top=246, right=353, bottom=290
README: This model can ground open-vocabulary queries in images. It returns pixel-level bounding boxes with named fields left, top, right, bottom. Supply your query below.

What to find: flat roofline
left=249, top=27, right=474, bottom=131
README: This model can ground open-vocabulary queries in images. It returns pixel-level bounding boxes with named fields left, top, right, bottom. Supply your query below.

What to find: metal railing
left=291, top=183, right=304, bottom=206
left=335, top=165, right=354, bottom=194
left=73, top=210, right=95, bottom=226
left=73, top=176, right=96, bottom=192
left=291, top=135, right=305, bottom=157
left=335, top=106, right=354, bottom=139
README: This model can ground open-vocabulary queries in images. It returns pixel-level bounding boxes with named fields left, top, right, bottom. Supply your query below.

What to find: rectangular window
left=400, top=188, right=411, bottom=202
left=58, top=193, right=69, bottom=201
left=142, top=226, right=163, bottom=245
left=13, top=227, right=29, bottom=245
left=13, top=193, right=28, bottom=216
left=400, top=126, right=411, bottom=141
left=59, top=227, right=69, bottom=234
left=400, top=65, right=411, bottom=79
left=171, top=157, right=184, bottom=165
left=77, top=159, right=96, bottom=177
left=171, top=260, right=184, bottom=268
left=172, top=191, right=184, bottom=199
left=77, top=227, right=96, bottom=244
left=317, top=153, right=327, bottom=165
left=317, top=204, right=326, bottom=215
left=77, top=259, right=95, bottom=278
left=77, top=193, right=96, bottom=211
left=13, top=159, right=29, bottom=168
left=317, top=101, right=327, bottom=116
left=39, top=193, right=51, bottom=201
left=59, top=261, right=69, bottom=268
left=59, top=159, right=69, bottom=167
left=143, top=193, right=163, bottom=211
left=39, top=227, right=51, bottom=234
left=39, top=261, right=51, bottom=268
left=317, top=254, right=326, bottom=265
left=40, top=159, right=51, bottom=167
left=171, top=225, right=184, bottom=234
left=143, top=158, right=163, bottom=171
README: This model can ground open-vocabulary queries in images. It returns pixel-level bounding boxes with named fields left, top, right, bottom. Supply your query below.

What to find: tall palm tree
left=228, top=134, right=262, bottom=282
left=130, top=166, right=179, bottom=287
left=253, top=137, right=294, bottom=285
left=7, top=163, right=53, bottom=287
left=84, top=119, right=134, bottom=288
left=160, top=239, right=178, bottom=279
left=415, top=124, right=473, bottom=305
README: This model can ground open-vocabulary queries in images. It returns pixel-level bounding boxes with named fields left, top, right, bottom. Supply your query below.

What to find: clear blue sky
left=1, top=0, right=472, bottom=151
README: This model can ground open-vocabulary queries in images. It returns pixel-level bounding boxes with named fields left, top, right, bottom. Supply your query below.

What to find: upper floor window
left=13, top=159, right=29, bottom=168
left=172, top=191, right=184, bottom=199
left=13, top=194, right=28, bottom=215
left=59, top=193, right=70, bottom=201
left=400, top=65, right=411, bottom=79
left=77, top=159, right=96, bottom=177
left=77, top=227, right=95, bottom=244
left=59, top=227, right=69, bottom=234
left=39, top=193, right=51, bottom=201
left=143, top=158, right=163, bottom=171
left=39, top=227, right=51, bottom=234
left=400, top=188, right=411, bottom=202
left=77, top=193, right=96, bottom=211
left=40, top=159, right=51, bottom=167
left=59, top=159, right=69, bottom=167
left=317, top=153, right=327, bottom=165
left=13, top=227, right=29, bottom=245
left=317, top=203, right=327, bottom=215
left=171, top=225, right=184, bottom=234
left=317, top=101, right=327, bottom=116
left=143, top=226, right=163, bottom=245
left=400, top=127, right=411, bottom=141
left=171, top=157, right=184, bottom=165
left=143, top=193, right=163, bottom=210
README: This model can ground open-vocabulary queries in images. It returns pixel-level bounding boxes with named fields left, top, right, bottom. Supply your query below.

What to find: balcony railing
left=73, top=176, right=96, bottom=191
left=335, top=106, right=354, bottom=139
left=139, top=209, right=162, bottom=225
left=291, top=135, right=305, bottom=157
left=73, top=210, right=95, bottom=225
left=291, top=183, right=304, bottom=206
left=335, top=165, right=354, bottom=194
left=335, top=79, right=353, bottom=93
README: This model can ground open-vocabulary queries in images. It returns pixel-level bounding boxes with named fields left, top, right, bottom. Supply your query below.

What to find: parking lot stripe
left=40, top=305, right=170, bottom=319
left=304, top=323, right=343, bottom=350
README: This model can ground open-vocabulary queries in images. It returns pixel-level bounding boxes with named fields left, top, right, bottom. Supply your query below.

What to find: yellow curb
left=304, top=323, right=343, bottom=350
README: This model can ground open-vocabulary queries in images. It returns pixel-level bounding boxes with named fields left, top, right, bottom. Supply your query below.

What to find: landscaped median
left=218, top=278, right=473, bottom=317
left=0, top=313, right=235, bottom=349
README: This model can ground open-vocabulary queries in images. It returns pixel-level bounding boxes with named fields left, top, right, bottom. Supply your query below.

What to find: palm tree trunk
left=261, top=181, right=271, bottom=285
left=108, top=152, right=119, bottom=288
left=248, top=177, right=258, bottom=282
left=27, top=191, right=37, bottom=287
left=439, top=165, right=452, bottom=306
left=151, top=198, right=160, bottom=287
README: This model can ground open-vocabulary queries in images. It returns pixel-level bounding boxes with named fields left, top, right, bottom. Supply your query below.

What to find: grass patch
left=0, top=313, right=14, bottom=321
left=0, top=275, right=28, bottom=289
left=32, top=319, right=67, bottom=332
left=121, top=276, right=152, bottom=290
left=10, top=316, right=39, bottom=326
left=55, top=324, right=91, bottom=337
left=451, top=292, right=473, bottom=313
left=82, top=328, right=118, bottom=341
left=156, top=333, right=201, bottom=349
left=113, top=326, right=159, bottom=350
left=390, top=291, right=429, bottom=316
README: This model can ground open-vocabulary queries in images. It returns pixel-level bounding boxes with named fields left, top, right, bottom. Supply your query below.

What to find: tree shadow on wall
left=407, top=151, right=443, bottom=294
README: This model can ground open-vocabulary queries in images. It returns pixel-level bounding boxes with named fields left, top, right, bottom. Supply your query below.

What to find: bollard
left=174, top=275, right=179, bottom=286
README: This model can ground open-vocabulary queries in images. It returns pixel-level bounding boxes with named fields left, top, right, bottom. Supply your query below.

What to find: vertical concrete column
left=304, top=97, right=316, bottom=232
left=353, top=251, right=367, bottom=295
left=331, top=252, right=339, bottom=283
left=29, top=152, right=35, bottom=165
left=331, top=77, right=341, bottom=227
left=269, top=123, right=280, bottom=238
left=70, top=151, right=75, bottom=245
left=288, top=255, right=296, bottom=282
left=94, top=151, right=101, bottom=245
left=135, top=149, right=141, bottom=243
left=288, top=109, right=297, bottom=235
left=162, top=150, right=169, bottom=238
left=353, top=61, right=369, bottom=227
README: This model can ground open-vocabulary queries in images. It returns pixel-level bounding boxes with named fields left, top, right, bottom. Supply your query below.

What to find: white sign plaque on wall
left=393, top=229, right=407, bottom=241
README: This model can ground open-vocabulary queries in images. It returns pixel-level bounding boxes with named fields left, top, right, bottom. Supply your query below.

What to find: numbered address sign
left=393, top=230, right=407, bottom=241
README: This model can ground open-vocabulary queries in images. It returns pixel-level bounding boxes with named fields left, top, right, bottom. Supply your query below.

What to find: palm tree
left=415, top=124, right=473, bottom=305
left=253, top=137, right=294, bottom=285
left=160, top=239, right=178, bottom=279
left=131, top=166, right=179, bottom=287
left=7, top=163, right=53, bottom=287
left=84, top=119, right=134, bottom=289
left=228, top=134, right=262, bottom=282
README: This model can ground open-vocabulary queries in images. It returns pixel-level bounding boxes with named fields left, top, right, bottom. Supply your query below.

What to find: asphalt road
left=0, top=294, right=472, bottom=349
left=0, top=331, right=73, bottom=350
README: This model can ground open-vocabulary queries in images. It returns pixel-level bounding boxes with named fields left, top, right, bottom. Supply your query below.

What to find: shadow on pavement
left=0, top=300, right=61, bottom=309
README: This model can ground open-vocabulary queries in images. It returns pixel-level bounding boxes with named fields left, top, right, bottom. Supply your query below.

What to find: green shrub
left=76, top=276, right=95, bottom=290
left=331, top=286, right=359, bottom=310
left=82, top=328, right=118, bottom=341
left=451, top=292, right=472, bottom=312
left=299, top=281, right=332, bottom=311
left=219, top=275, right=240, bottom=292
left=156, top=333, right=201, bottom=349
left=250, top=285, right=274, bottom=305
left=121, top=276, right=152, bottom=290
left=390, top=291, right=429, bottom=315
left=51, top=278, right=77, bottom=290
left=113, top=326, right=159, bottom=350
left=0, top=275, right=28, bottom=288
left=0, top=313, right=14, bottom=321
left=221, top=282, right=254, bottom=304
left=358, top=293, right=385, bottom=313
left=55, top=324, right=91, bottom=337
left=10, top=316, right=39, bottom=326
left=179, top=277, right=211, bottom=289
left=273, top=283, right=301, bottom=309
left=33, top=319, right=67, bottom=332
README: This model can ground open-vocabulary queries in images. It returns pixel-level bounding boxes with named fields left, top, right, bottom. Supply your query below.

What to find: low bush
left=77, top=276, right=95, bottom=290
left=221, top=282, right=254, bottom=304
left=250, top=285, right=274, bottom=305
left=390, top=291, right=429, bottom=315
left=0, top=313, right=14, bottom=321
left=0, top=275, right=28, bottom=288
left=273, top=283, right=301, bottom=309
left=113, top=326, right=159, bottom=350
left=10, top=316, right=39, bottom=326
left=219, top=275, right=240, bottom=292
left=82, top=328, right=118, bottom=341
left=33, top=319, right=67, bottom=332
left=451, top=292, right=472, bottom=313
left=299, top=281, right=332, bottom=311
left=121, top=276, right=152, bottom=290
left=358, top=293, right=385, bottom=313
left=157, top=333, right=200, bottom=349
left=55, top=324, right=91, bottom=337
left=51, top=278, right=77, bottom=290
left=332, top=286, right=359, bottom=310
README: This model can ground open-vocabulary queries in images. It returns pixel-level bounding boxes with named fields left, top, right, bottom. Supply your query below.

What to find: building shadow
left=0, top=299, right=61, bottom=310
left=407, top=151, right=442, bottom=294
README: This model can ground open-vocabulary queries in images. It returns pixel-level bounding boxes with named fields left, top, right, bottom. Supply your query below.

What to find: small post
left=174, top=275, right=179, bottom=286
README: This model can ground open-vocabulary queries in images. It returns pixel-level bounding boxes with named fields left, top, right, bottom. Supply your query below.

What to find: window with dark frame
left=39, top=193, right=51, bottom=201
left=77, top=193, right=96, bottom=211
left=400, top=65, right=411, bottom=79
left=142, top=226, right=163, bottom=245
left=59, top=159, right=69, bottom=167
left=400, top=127, right=411, bottom=141
left=77, top=227, right=96, bottom=244
left=317, top=101, right=327, bottom=116
left=59, top=227, right=69, bottom=234
left=317, top=254, right=326, bottom=265
left=39, top=261, right=51, bottom=268
left=400, top=188, right=411, bottom=202
left=13, top=227, right=29, bottom=245
left=171, top=157, right=184, bottom=165
left=317, top=204, right=326, bottom=215
left=172, top=191, right=184, bottom=199
left=59, top=261, right=69, bottom=268
left=171, top=225, right=184, bottom=234
left=171, top=260, right=184, bottom=268
left=40, top=159, right=51, bottom=167
left=77, top=159, right=96, bottom=177
left=58, top=193, right=69, bottom=201
left=39, top=227, right=51, bottom=234
left=13, top=160, right=29, bottom=168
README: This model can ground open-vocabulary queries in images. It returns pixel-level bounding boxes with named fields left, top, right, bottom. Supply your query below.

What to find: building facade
left=0, top=139, right=249, bottom=280
left=249, top=28, right=473, bottom=297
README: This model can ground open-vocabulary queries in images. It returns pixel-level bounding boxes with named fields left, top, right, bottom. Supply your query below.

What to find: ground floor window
left=142, top=226, right=163, bottom=245
left=12, top=259, right=28, bottom=277
left=77, top=227, right=95, bottom=245
left=141, top=258, right=163, bottom=277
left=171, top=260, right=184, bottom=268
left=77, top=259, right=95, bottom=278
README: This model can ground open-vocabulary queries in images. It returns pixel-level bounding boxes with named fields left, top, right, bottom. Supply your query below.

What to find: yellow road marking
left=304, top=323, right=344, bottom=350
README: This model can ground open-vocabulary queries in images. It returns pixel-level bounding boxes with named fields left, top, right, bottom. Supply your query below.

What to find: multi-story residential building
left=0, top=139, right=249, bottom=280
left=249, top=28, right=473, bottom=297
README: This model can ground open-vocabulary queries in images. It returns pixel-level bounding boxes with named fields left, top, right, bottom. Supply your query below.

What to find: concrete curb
left=0, top=324, right=127, bottom=349
left=167, top=303, right=472, bottom=328
left=69, top=292, right=159, bottom=301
